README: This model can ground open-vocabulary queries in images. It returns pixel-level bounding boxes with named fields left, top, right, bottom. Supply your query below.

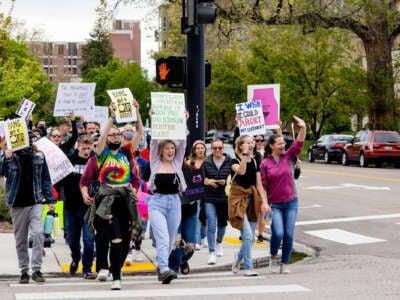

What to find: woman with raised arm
left=260, top=115, right=306, bottom=274
left=229, top=135, right=270, bottom=276
left=148, top=109, right=189, bottom=284
left=87, top=102, right=141, bottom=290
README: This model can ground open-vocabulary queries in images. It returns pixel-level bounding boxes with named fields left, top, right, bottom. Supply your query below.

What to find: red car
left=342, top=130, right=400, bottom=167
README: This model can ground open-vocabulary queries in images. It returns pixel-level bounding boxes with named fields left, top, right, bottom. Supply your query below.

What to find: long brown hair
left=157, top=139, right=176, bottom=159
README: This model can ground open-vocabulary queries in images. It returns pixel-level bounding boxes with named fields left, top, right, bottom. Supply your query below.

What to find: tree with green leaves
left=81, top=0, right=114, bottom=78
left=244, top=26, right=368, bottom=139
left=216, top=0, right=400, bottom=130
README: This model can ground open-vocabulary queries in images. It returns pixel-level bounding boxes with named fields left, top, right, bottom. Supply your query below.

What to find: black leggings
left=94, top=216, right=131, bottom=279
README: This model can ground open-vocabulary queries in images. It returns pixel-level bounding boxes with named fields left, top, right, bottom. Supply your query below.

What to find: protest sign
left=151, top=92, right=186, bottom=140
left=235, top=100, right=265, bottom=136
left=247, top=84, right=280, bottom=129
left=4, top=118, right=29, bottom=151
left=54, top=82, right=96, bottom=118
left=86, top=106, right=109, bottom=132
left=35, top=137, right=74, bottom=184
left=0, top=121, right=4, bottom=137
left=16, top=98, right=36, bottom=118
left=106, top=88, right=137, bottom=123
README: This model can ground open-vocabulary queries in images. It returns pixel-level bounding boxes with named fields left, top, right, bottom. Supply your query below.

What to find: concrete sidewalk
left=0, top=224, right=313, bottom=279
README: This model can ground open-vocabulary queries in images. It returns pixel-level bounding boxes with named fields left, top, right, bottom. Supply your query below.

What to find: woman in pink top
left=260, top=116, right=306, bottom=274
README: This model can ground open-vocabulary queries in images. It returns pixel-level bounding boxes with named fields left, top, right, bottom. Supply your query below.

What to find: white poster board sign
left=86, top=106, right=109, bottom=132
left=0, top=121, right=4, bottom=137
left=106, top=88, right=137, bottom=123
left=16, top=98, right=36, bottom=118
left=235, top=100, right=265, bottom=136
left=35, top=137, right=74, bottom=184
left=151, top=92, right=186, bottom=140
left=54, top=82, right=96, bottom=118
left=247, top=84, right=280, bottom=129
left=4, top=118, right=29, bottom=151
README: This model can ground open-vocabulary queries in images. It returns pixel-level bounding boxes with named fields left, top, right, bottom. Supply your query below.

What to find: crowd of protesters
left=0, top=102, right=306, bottom=290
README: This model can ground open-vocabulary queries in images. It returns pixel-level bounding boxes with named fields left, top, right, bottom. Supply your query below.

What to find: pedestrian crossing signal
left=156, top=56, right=186, bottom=87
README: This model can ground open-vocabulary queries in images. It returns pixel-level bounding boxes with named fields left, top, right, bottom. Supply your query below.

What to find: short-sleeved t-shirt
left=97, top=148, right=131, bottom=185
left=232, top=157, right=259, bottom=189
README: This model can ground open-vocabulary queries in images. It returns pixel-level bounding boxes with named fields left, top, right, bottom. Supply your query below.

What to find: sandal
left=180, top=261, right=190, bottom=275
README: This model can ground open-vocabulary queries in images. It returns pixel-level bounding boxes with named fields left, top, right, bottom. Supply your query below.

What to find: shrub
left=0, top=183, right=11, bottom=222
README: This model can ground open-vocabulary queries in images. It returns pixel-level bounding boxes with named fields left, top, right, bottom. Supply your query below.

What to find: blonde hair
left=235, top=134, right=251, bottom=155
left=157, top=139, right=176, bottom=159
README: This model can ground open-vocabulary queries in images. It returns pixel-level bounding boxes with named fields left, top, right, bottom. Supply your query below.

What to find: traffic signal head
left=156, top=56, right=186, bottom=87
left=187, top=0, right=217, bottom=27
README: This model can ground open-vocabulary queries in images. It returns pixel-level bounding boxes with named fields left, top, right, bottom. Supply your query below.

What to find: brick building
left=28, top=19, right=141, bottom=82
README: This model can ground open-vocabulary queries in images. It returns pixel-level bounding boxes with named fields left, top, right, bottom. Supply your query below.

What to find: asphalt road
left=1, top=161, right=399, bottom=299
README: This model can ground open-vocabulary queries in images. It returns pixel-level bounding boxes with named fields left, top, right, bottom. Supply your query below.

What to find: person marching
left=0, top=131, right=56, bottom=284
left=147, top=109, right=189, bottom=284
left=229, top=135, right=270, bottom=276
left=260, top=115, right=306, bottom=274
left=83, top=102, right=141, bottom=290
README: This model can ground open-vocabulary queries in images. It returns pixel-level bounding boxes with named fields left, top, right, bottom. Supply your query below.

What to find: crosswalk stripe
left=296, top=213, right=400, bottom=226
left=304, top=228, right=386, bottom=245
left=15, top=284, right=311, bottom=299
left=11, top=273, right=261, bottom=288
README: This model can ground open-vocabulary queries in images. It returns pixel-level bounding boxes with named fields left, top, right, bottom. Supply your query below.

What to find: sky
left=0, top=0, right=159, bottom=77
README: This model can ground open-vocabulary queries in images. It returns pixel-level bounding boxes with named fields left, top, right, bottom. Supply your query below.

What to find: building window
left=116, top=20, right=122, bottom=30
left=42, top=57, right=49, bottom=65
left=44, top=43, right=53, bottom=55
left=68, top=43, right=77, bottom=56
left=58, top=44, right=64, bottom=55
left=162, top=16, right=167, bottom=32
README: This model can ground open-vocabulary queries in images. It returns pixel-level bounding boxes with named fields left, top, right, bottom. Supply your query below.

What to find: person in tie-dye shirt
left=90, top=102, right=141, bottom=291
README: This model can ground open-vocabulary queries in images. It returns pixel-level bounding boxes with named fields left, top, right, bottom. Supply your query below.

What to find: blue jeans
left=195, top=200, right=206, bottom=244
left=270, top=198, right=298, bottom=264
left=64, top=208, right=95, bottom=274
left=149, top=193, right=181, bottom=273
left=238, top=210, right=257, bottom=270
left=204, top=202, right=226, bottom=253
left=169, top=212, right=197, bottom=272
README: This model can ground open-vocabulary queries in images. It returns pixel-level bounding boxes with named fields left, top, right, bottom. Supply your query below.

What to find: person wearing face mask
left=0, top=130, right=55, bottom=284
left=81, top=102, right=141, bottom=291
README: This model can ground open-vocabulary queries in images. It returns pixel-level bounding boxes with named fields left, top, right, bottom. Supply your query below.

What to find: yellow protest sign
left=5, top=118, right=29, bottom=151
left=106, top=88, right=137, bottom=123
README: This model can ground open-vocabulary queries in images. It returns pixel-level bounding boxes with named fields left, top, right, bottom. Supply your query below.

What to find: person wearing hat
left=0, top=130, right=56, bottom=284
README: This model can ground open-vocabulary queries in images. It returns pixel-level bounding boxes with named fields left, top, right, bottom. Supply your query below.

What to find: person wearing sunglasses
left=229, top=135, right=270, bottom=276
left=49, top=111, right=78, bottom=156
left=83, top=102, right=141, bottom=290
left=202, top=139, right=232, bottom=265
left=260, top=115, right=306, bottom=274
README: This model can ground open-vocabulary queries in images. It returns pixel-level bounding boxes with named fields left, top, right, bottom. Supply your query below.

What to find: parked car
left=205, top=143, right=236, bottom=158
left=308, top=134, right=353, bottom=163
left=205, top=130, right=234, bottom=144
left=342, top=130, right=400, bottom=167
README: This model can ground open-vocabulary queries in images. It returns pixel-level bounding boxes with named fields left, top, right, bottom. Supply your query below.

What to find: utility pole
left=183, top=0, right=216, bottom=146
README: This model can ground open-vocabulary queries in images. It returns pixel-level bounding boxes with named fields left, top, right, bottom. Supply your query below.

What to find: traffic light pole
left=186, top=24, right=205, bottom=145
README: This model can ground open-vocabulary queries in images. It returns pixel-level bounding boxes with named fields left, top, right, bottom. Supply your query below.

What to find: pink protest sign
left=247, top=84, right=280, bottom=129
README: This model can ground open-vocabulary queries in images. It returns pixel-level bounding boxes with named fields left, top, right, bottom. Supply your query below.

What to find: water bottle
left=52, top=213, right=61, bottom=236
left=43, top=211, right=54, bottom=236
left=262, top=213, right=272, bottom=226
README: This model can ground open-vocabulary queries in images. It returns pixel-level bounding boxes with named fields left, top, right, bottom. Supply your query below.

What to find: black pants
left=94, top=215, right=131, bottom=279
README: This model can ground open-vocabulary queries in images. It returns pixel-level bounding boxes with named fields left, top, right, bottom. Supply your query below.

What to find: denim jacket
left=0, top=150, right=55, bottom=207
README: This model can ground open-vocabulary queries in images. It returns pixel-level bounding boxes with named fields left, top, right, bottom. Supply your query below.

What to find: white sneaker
left=194, top=243, right=201, bottom=251
left=125, top=253, right=133, bottom=266
left=244, top=269, right=258, bottom=277
left=269, top=257, right=280, bottom=274
left=232, top=252, right=240, bottom=274
left=207, top=252, right=216, bottom=265
left=97, top=269, right=109, bottom=281
left=216, top=243, right=223, bottom=257
left=111, top=279, right=121, bottom=290
left=201, top=238, right=208, bottom=248
left=133, top=250, right=145, bottom=262
left=280, top=264, right=291, bottom=274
